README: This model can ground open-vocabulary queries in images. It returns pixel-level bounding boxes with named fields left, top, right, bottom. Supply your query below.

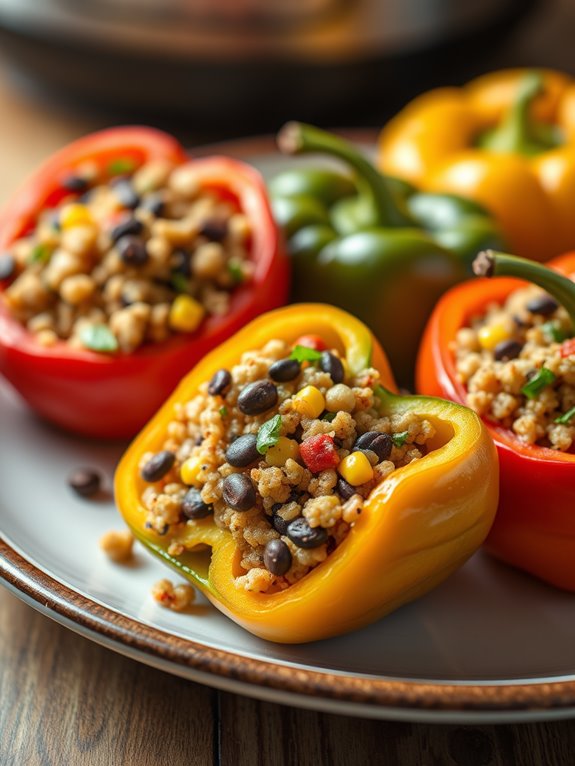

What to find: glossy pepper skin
left=417, top=251, right=575, bottom=591
left=115, top=304, right=499, bottom=644
left=270, top=123, right=503, bottom=385
left=0, top=127, right=288, bottom=438
left=379, top=68, right=575, bottom=261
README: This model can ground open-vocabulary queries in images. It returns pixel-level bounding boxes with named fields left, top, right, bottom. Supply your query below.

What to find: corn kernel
left=169, top=295, right=205, bottom=333
left=265, top=437, right=300, bottom=467
left=292, top=386, right=325, bottom=419
left=180, top=455, right=203, bottom=486
left=60, top=203, right=94, bottom=230
left=478, top=323, right=511, bottom=351
left=338, top=451, right=374, bottom=486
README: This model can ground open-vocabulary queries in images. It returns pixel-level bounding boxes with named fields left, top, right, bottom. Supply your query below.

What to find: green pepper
left=270, top=122, right=505, bottom=384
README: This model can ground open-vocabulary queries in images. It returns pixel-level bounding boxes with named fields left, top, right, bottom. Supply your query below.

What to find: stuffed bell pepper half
left=116, top=304, right=498, bottom=643
left=417, top=250, right=575, bottom=591
left=0, top=127, right=288, bottom=437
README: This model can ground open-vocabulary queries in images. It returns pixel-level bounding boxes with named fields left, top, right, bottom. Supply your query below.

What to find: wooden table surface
left=2, top=3, right=575, bottom=762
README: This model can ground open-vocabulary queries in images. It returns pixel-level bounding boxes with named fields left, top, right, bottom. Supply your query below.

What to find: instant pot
left=0, top=0, right=535, bottom=134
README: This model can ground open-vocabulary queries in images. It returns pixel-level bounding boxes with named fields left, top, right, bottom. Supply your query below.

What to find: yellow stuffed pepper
left=379, top=69, right=575, bottom=261
left=115, top=305, right=498, bottom=643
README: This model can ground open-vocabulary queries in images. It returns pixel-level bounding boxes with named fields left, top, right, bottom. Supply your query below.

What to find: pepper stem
left=474, top=250, right=575, bottom=329
left=277, top=122, right=411, bottom=227
left=477, top=71, right=562, bottom=156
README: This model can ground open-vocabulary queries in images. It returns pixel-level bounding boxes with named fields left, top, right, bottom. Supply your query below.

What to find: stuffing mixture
left=0, top=158, right=252, bottom=352
left=138, top=338, right=436, bottom=594
left=454, top=283, right=575, bottom=451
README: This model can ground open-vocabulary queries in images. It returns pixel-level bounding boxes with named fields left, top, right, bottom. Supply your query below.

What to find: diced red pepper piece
left=300, top=434, right=340, bottom=473
left=294, top=334, right=327, bottom=351
left=560, top=338, right=575, bottom=358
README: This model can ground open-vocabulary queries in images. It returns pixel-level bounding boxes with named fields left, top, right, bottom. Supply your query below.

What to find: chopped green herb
left=391, top=431, right=409, bottom=448
left=541, top=321, right=569, bottom=343
left=170, top=272, right=189, bottom=293
left=80, top=324, right=119, bottom=353
left=107, top=157, right=137, bottom=176
left=228, top=260, right=245, bottom=285
left=289, top=345, right=323, bottom=363
left=219, top=406, right=228, bottom=418
left=28, top=243, right=53, bottom=265
left=321, top=412, right=337, bottom=422
left=256, top=414, right=282, bottom=454
left=555, top=405, right=575, bottom=425
left=521, top=367, right=556, bottom=399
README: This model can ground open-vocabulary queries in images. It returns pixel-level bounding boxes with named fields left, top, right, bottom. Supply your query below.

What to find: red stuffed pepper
left=417, top=249, right=575, bottom=591
left=0, top=127, right=288, bottom=438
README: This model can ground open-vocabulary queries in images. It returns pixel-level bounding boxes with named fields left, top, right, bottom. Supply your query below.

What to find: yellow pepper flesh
left=379, top=68, right=575, bottom=261
left=115, top=304, right=498, bottom=643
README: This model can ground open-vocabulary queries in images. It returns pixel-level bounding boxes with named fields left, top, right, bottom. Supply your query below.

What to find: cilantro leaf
left=28, top=243, right=53, bottom=265
left=107, top=157, right=137, bottom=176
left=219, top=406, right=228, bottom=418
left=170, top=272, right=189, bottom=293
left=256, top=414, right=282, bottom=454
left=391, top=431, right=409, bottom=448
left=228, top=260, right=245, bottom=285
left=555, top=406, right=575, bottom=425
left=321, top=412, right=336, bottom=422
left=541, top=321, right=569, bottom=343
left=289, top=345, right=323, bottom=363
left=521, top=367, right=556, bottom=399
left=80, top=324, right=119, bottom=354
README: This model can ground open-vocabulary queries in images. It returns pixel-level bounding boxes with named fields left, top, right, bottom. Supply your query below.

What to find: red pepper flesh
left=300, top=433, right=340, bottom=473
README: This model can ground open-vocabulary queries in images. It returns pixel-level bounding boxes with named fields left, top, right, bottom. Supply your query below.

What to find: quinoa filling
left=454, top=282, right=575, bottom=451
left=0, top=158, right=253, bottom=352
left=139, top=338, right=436, bottom=594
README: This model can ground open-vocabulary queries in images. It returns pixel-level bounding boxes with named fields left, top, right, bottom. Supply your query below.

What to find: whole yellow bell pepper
left=378, top=68, right=575, bottom=261
left=115, top=305, right=498, bottom=643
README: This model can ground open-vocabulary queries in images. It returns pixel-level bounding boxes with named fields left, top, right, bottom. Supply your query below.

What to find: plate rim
left=3, top=536, right=575, bottom=719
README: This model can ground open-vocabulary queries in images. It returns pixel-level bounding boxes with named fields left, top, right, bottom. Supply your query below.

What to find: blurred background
left=0, top=0, right=573, bottom=198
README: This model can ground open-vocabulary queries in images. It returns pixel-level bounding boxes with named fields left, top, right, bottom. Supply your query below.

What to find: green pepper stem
left=477, top=71, right=561, bottom=156
left=277, top=122, right=411, bottom=227
left=474, top=250, right=575, bottom=329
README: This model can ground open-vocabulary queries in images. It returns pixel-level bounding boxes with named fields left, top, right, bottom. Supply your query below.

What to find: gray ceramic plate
left=1, top=142, right=575, bottom=723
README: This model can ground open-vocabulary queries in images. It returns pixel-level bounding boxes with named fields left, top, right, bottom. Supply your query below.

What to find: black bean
left=172, top=248, right=193, bottom=278
left=67, top=467, right=101, bottom=498
left=62, top=174, right=90, bottom=193
left=111, top=217, right=143, bottom=244
left=222, top=473, right=256, bottom=512
left=112, top=178, right=140, bottom=209
left=494, top=339, right=523, bottom=362
left=0, top=253, right=15, bottom=281
left=272, top=511, right=290, bottom=535
left=336, top=477, right=356, bottom=501
left=199, top=218, right=228, bottom=242
left=141, top=194, right=165, bottom=217
left=238, top=380, right=278, bottom=416
left=181, top=488, right=213, bottom=520
left=287, top=518, right=328, bottom=549
left=320, top=351, right=344, bottom=384
left=269, top=358, right=301, bottom=382
left=140, top=450, right=175, bottom=482
left=264, top=539, right=292, bottom=576
left=353, top=431, right=392, bottom=462
left=226, top=434, right=260, bottom=467
left=208, top=369, right=232, bottom=396
left=526, top=294, right=559, bottom=316
left=117, top=235, right=148, bottom=266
